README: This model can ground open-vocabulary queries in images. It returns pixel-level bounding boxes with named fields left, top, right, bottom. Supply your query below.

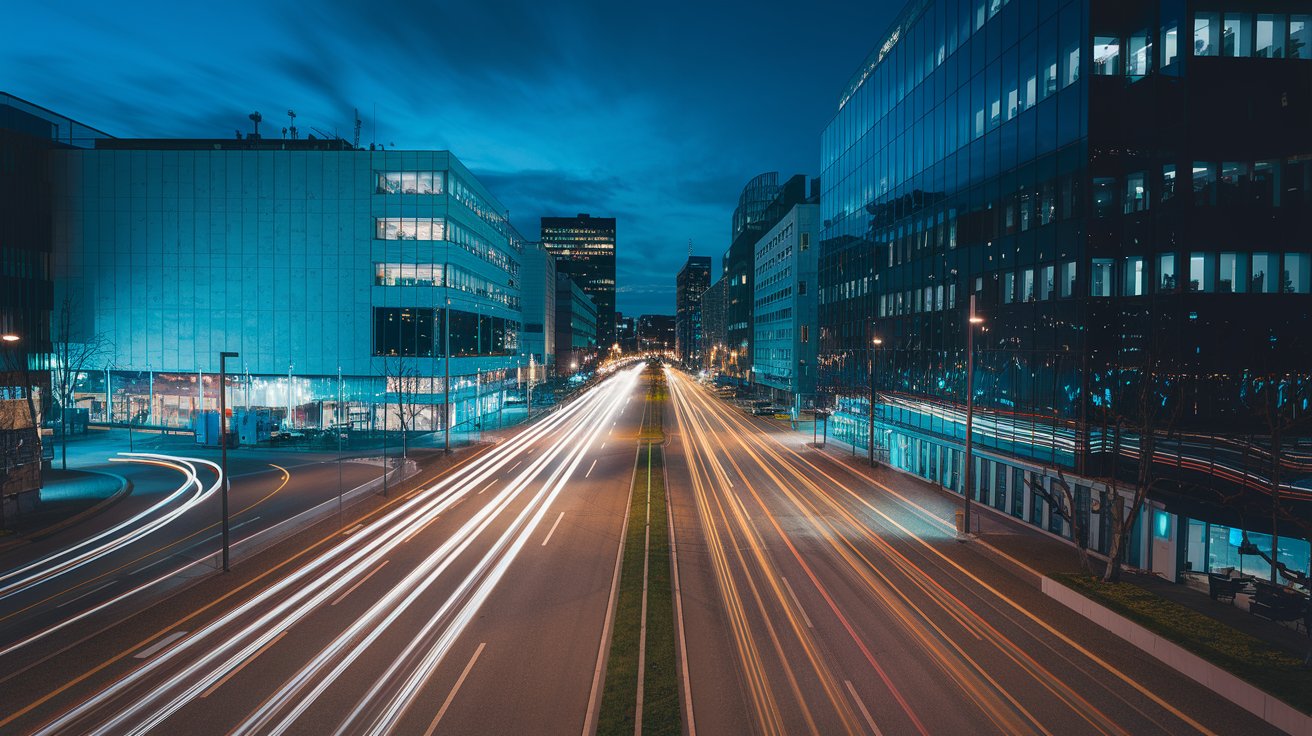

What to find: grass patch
left=598, top=368, right=681, bottom=736
left=1054, top=573, right=1312, bottom=713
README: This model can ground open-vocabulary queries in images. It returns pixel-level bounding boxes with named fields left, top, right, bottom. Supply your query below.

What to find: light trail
left=27, top=365, right=644, bottom=736
left=0, top=453, right=220, bottom=602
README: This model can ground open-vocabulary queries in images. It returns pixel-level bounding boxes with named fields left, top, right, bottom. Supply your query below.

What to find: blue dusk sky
left=8, top=0, right=898, bottom=316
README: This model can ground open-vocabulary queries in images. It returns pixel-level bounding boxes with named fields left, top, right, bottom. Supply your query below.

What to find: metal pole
left=219, top=351, right=238, bottom=571
left=444, top=291, right=451, bottom=453
left=148, top=364, right=154, bottom=426
left=962, top=295, right=978, bottom=540
left=337, top=366, right=343, bottom=524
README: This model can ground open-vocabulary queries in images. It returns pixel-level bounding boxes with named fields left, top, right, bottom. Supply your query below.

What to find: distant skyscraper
left=541, top=214, right=616, bottom=349
left=675, top=255, right=712, bottom=365
left=637, top=314, right=676, bottom=354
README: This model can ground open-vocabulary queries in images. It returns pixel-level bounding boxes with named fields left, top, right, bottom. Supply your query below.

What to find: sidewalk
left=0, top=468, right=129, bottom=551
left=762, top=411, right=1312, bottom=663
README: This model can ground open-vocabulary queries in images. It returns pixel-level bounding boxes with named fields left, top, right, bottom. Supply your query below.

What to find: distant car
left=753, top=405, right=775, bottom=415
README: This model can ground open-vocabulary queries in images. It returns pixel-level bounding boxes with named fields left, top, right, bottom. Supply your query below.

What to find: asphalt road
left=0, top=365, right=645, bottom=735
left=662, top=367, right=1283, bottom=736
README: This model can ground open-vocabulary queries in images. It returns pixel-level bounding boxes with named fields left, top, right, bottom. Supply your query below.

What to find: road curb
left=0, top=472, right=133, bottom=554
left=1041, top=575, right=1312, bottom=736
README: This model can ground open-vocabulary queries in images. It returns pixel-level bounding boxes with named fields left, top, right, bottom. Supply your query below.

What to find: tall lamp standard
left=218, top=350, right=238, bottom=571
left=960, top=296, right=985, bottom=540
left=1, top=333, right=21, bottom=531
left=869, top=334, right=883, bottom=467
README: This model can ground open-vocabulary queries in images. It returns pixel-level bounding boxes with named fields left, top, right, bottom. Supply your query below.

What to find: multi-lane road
left=662, top=366, right=1282, bottom=736
left=0, top=363, right=1289, bottom=735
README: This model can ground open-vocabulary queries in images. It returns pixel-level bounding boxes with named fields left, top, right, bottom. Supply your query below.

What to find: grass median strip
left=1054, top=573, right=1312, bottom=714
left=598, top=368, right=680, bottom=736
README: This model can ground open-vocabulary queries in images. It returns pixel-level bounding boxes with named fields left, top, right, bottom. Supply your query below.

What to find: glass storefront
left=1186, top=518, right=1312, bottom=581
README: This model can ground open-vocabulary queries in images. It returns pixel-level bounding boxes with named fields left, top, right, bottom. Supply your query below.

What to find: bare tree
left=49, top=294, right=112, bottom=469
left=382, top=357, right=425, bottom=461
left=1024, top=469, right=1093, bottom=574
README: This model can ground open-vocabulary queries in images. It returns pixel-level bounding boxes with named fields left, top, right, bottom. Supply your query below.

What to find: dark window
left=373, top=307, right=435, bottom=357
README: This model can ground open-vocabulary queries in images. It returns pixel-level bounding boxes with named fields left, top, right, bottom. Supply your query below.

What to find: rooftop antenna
left=352, top=108, right=362, bottom=149
left=287, top=109, right=298, bottom=139
left=248, top=111, right=262, bottom=139
left=688, top=238, right=693, bottom=257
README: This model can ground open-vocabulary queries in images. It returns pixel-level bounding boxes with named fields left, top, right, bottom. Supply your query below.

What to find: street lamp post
left=869, top=334, right=883, bottom=468
left=1, top=333, right=21, bottom=531
left=219, top=350, right=238, bottom=571
left=960, top=295, right=985, bottom=540
left=444, top=291, right=451, bottom=454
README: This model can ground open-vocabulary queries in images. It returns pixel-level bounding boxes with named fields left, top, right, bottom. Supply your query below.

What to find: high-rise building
left=541, top=214, right=616, bottom=349
left=555, top=273, right=598, bottom=374
left=615, top=313, right=638, bottom=354
left=519, top=242, right=556, bottom=377
left=637, top=314, right=676, bottom=355
left=700, top=278, right=728, bottom=372
left=723, top=174, right=811, bottom=382
left=752, top=202, right=818, bottom=416
left=675, top=255, right=711, bottom=365
left=819, top=0, right=1312, bottom=576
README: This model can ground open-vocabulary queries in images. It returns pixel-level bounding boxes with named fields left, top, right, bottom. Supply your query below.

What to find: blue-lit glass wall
left=51, top=147, right=524, bottom=431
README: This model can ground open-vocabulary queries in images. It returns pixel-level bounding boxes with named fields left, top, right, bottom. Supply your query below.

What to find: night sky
left=9, top=0, right=898, bottom=316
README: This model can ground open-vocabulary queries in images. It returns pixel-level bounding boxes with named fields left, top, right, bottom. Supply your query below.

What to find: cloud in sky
left=8, top=0, right=899, bottom=314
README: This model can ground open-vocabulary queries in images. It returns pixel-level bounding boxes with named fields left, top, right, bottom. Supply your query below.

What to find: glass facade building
left=51, top=138, right=526, bottom=434
left=541, top=214, right=616, bottom=350
left=819, top=0, right=1312, bottom=574
left=675, top=255, right=711, bottom=365
left=752, top=202, right=819, bottom=415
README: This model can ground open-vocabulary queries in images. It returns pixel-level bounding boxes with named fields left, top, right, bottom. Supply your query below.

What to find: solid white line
left=780, top=576, right=814, bottom=629
left=845, top=679, right=884, bottom=736
left=56, top=581, right=117, bottom=609
left=424, top=642, right=486, bottom=736
left=541, top=512, right=565, bottom=547
left=585, top=459, right=598, bottom=478
left=133, top=631, right=187, bottom=659
left=331, top=560, right=389, bottom=606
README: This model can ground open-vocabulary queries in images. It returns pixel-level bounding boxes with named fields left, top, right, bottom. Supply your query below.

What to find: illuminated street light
left=0, top=334, right=19, bottom=343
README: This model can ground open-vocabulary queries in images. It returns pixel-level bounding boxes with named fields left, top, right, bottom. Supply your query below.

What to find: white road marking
left=56, top=581, right=116, bottom=609
left=331, top=560, right=389, bottom=606
left=585, top=459, right=598, bottom=478
left=846, top=679, right=884, bottom=736
left=510, top=460, right=522, bottom=471
left=541, top=512, right=566, bottom=547
left=133, top=631, right=187, bottom=659
left=424, top=642, right=486, bottom=736
left=477, top=480, right=497, bottom=495
left=780, top=576, right=813, bottom=628
left=601, top=442, right=606, bottom=450
left=342, top=523, right=364, bottom=536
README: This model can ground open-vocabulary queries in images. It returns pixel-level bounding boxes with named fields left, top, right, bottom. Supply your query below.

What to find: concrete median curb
left=1040, top=575, right=1312, bottom=736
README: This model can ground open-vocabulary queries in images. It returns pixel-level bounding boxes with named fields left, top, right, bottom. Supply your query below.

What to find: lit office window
left=1093, top=37, right=1121, bottom=75
left=1060, top=261, right=1077, bottom=298
left=376, top=171, right=443, bottom=195
left=1189, top=253, right=1214, bottom=292
left=1091, top=260, right=1114, bottom=297
left=1022, top=269, right=1035, bottom=302
left=1127, top=31, right=1152, bottom=77
left=1284, top=253, right=1311, bottom=293
left=374, top=263, right=443, bottom=287
left=1195, top=13, right=1219, bottom=56
left=1291, top=16, right=1312, bottom=59
left=1223, top=13, right=1253, bottom=57
left=1040, top=265, right=1055, bottom=300
left=1218, top=253, right=1247, bottom=293
left=1124, top=257, right=1145, bottom=296
left=1256, top=15, right=1286, bottom=58
left=1124, top=172, right=1148, bottom=213
left=1252, top=253, right=1279, bottom=293
left=375, top=218, right=446, bottom=241
left=1162, top=165, right=1177, bottom=201
left=1192, top=163, right=1216, bottom=206
left=1158, top=253, right=1177, bottom=292
left=1162, top=21, right=1180, bottom=67
left=1003, top=272, right=1016, bottom=304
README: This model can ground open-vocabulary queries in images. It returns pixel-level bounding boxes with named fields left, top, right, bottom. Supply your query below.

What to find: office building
left=51, top=125, right=527, bottom=436
left=519, top=241, right=556, bottom=381
left=752, top=202, right=819, bottom=415
left=700, top=277, right=728, bottom=372
left=675, top=255, right=711, bottom=365
left=541, top=214, right=616, bottom=349
left=555, top=273, right=598, bottom=374
left=637, top=314, right=676, bottom=355
left=615, top=313, right=638, bottom=354
left=819, top=0, right=1312, bottom=575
